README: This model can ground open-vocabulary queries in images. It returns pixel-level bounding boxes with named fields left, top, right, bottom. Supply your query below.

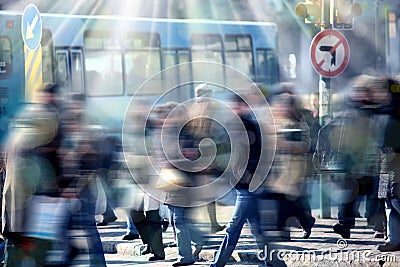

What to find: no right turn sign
left=310, top=29, right=350, bottom=78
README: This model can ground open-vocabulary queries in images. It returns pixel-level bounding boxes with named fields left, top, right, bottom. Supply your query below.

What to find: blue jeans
left=77, top=199, right=107, bottom=266
left=210, top=189, right=265, bottom=267
left=168, top=205, right=204, bottom=263
left=125, top=211, right=139, bottom=235
left=386, top=198, right=400, bottom=245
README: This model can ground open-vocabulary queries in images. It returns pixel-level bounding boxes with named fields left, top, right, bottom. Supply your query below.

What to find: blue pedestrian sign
left=21, top=4, right=42, bottom=51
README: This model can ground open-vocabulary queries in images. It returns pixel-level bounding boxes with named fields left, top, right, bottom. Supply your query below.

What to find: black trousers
left=130, top=209, right=165, bottom=258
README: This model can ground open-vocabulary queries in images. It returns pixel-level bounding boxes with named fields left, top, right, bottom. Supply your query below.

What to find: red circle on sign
left=310, top=29, right=350, bottom=78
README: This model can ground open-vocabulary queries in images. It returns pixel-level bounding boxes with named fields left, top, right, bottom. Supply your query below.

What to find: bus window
left=124, top=33, right=161, bottom=95
left=42, top=29, right=54, bottom=83
left=85, top=51, right=123, bottom=96
left=257, top=49, right=279, bottom=85
left=0, top=37, right=12, bottom=79
left=71, top=51, right=83, bottom=92
left=84, top=31, right=123, bottom=96
left=178, top=53, right=189, bottom=64
left=163, top=53, right=175, bottom=69
left=161, top=50, right=192, bottom=101
left=191, top=34, right=224, bottom=85
left=224, top=35, right=254, bottom=79
left=56, top=52, right=68, bottom=86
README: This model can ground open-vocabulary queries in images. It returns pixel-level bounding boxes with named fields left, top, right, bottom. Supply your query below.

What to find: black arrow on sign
left=319, top=46, right=336, bottom=66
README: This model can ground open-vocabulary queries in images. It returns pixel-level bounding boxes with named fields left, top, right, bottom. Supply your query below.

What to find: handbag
left=24, top=195, right=69, bottom=240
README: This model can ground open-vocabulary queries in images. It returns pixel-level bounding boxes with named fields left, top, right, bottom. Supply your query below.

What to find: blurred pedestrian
left=266, top=92, right=315, bottom=240
left=155, top=103, right=205, bottom=266
left=58, top=93, right=107, bottom=266
left=210, top=95, right=266, bottom=267
left=376, top=76, right=400, bottom=251
left=313, top=75, right=383, bottom=239
left=2, top=83, right=64, bottom=266
left=189, top=83, right=226, bottom=234
left=124, top=100, right=165, bottom=261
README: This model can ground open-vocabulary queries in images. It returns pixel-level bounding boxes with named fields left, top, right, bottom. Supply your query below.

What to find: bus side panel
left=0, top=14, right=25, bottom=143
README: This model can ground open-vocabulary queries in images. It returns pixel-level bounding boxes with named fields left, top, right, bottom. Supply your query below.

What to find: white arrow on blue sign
left=21, top=4, right=42, bottom=51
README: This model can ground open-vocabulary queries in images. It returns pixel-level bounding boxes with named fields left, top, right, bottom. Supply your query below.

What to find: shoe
left=96, top=215, right=117, bottom=226
left=193, top=245, right=203, bottom=257
left=374, top=231, right=384, bottom=238
left=210, top=224, right=226, bottom=234
left=164, top=241, right=177, bottom=248
left=141, top=245, right=152, bottom=255
left=333, top=223, right=351, bottom=239
left=149, top=255, right=165, bottom=261
left=376, top=242, right=400, bottom=252
left=67, top=245, right=80, bottom=261
left=302, top=217, right=316, bottom=239
left=172, top=261, right=195, bottom=266
left=162, top=220, right=169, bottom=232
left=193, top=245, right=203, bottom=261
left=122, top=233, right=139, bottom=240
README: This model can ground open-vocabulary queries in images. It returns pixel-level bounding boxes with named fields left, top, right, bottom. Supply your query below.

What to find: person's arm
left=277, top=121, right=311, bottom=154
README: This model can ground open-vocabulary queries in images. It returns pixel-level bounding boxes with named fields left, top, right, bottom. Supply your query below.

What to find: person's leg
left=30, top=238, right=53, bottom=267
left=210, top=190, right=249, bottom=267
left=207, top=201, right=225, bottom=233
left=3, top=236, right=26, bottom=267
left=145, top=210, right=165, bottom=259
left=372, top=198, right=386, bottom=234
left=126, top=210, right=138, bottom=234
left=388, top=198, right=400, bottom=245
left=96, top=169, right=117, bottom=225
left=246, top=194, right=266, bottom=251
left=122, top=210, right=139, bottom=240
left=334, top=198, right=355, bottom=238
left=275, top=194, right=291, bottom=240
left=287, top=197, right=315, bottom=239
left=80, top=200, right=107, bottom=267
left=376, top=198, right=400, bottom=252
left=130, top=210, right=150, bottom=252
left=385, top=199, right=395, bottom=242
left=168, top=205, right=195, bottom=264
left=338, top=197, right=356, bottom=229
left=378, top=198, right=387, bottom=235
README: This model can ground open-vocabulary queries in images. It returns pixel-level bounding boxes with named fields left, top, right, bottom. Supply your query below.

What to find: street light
left=331, top=0, right=362, bottom=30
left=295, top=0, right=322, bottom=25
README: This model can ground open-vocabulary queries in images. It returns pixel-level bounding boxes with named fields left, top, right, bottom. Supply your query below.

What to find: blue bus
left=0, top=11, right=279, bottom=146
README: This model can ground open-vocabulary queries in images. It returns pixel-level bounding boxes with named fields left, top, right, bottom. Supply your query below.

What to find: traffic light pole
left=295, top=0, right=361, bottom=219
left=318, top=0, right=332, bottom=219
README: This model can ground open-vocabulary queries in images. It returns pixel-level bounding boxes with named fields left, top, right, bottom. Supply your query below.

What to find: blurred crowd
left=0, top=73, right=399, bottom=267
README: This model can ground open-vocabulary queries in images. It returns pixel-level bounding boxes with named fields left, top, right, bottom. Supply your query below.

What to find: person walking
left=210, top=95, right=266, bottom=267
left=266, top=92, right=315, bottom=240
left=155, top=103, right=205, bottom=266
left=58, top=93, right=107, bottom=266
left=2, top=83, right=64, bottom=266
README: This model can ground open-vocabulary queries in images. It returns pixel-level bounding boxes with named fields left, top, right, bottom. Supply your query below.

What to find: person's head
left=195, top=83, right=213, bottom=98
left=348, top=75, right=371, bottom=106
left=36, top=82, right=59, bottom=106
left=69, top=93, right=86, bottom=112
left=278, top=82, right=296, bottom=95
left=230, top=94, right=249, bottom=116
left=271, top=93, right=304, bottom=121
left=310, top=91, right=319, bottom=111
